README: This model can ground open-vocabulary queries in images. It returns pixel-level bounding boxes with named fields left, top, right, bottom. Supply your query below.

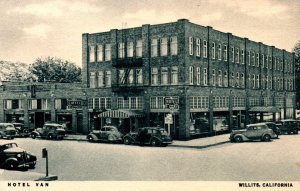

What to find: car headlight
left=17, top=154, right=22, bottom=158
left=27, top=155, right=30, bottom=159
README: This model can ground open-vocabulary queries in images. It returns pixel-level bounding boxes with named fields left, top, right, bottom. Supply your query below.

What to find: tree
left=292, top=41, right=300, bottom=109
left=29, top=57, right=81, bottom=83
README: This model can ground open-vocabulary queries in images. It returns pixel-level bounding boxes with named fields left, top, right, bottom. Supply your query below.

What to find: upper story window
left=161, top=67, right=168, bottom=85
left=269, top=56, right=272, bottom=69
left=236, top=48, right=239, bottom=63
left=224, top=71, right=228, bottom=87
left=218, top=44, right=222, bottom=60
left=98, top=71, right=104, bottom=87
left=160, top=38, right=168, bottom=56
left=189, top=37, right=193, bottom=55
left=90, top=72, right=96, bottom=88
left=105, top=44, right=111, bottom=61
left=128, top=69, right=134, bottom=84
left=151, top=39, right=158, bottom=57
left=118, top=42, right=125, bottom=58
left=196, top=67, right=201, bottom=85
left=256, top=75, right=260, bottom=88
left=127, top=42, right=133, bottom=57
left=151, top=67, right=158, bottom=85
left=203, top=40, right=207, bottom=58
left=196, top=38, right=201, bottom=57
left=55, top=99, right=68, bottom=110
left=171, top=66, right=178, bottom=85
left=97, top=45, right=103, bottom=62
left=231, top=72, right=235, bottom=87
left=252, top=52, right=255, bottom=66
left=256, top=53, right=260, bottom=67
left=189, top=66, right=194, bottom=85
left=212, top=69, right=216, bottom=86
left=252, top=74, right=256, bottom=89
left=170, top=36, right=178, bottom=55
left=218, top=70, right=222, bottom=86
left=105, top=71, right=111, bottom=87
left=4, top=100, right=22, bottom=109
left=136, top=69, right=143, bottom=84
left=136, top=40, right=142, bottom=57
left=89, top=46, right=95, bottom=63
left=241, top=49, right=244, bottom=64
left=236, top=72, right=240, bottom=87
left=223, top=45, right=228, bottom=61
left=240, top=73, right=245, bottom=88
left=247, top=51, right=251, bottom=65
left=203, top=68, right=207, bottom=85
left=118, top=69, right=125, bottom=84
left=231, top=47, right=234, bottom=63
left=211, top=42, right=215, bottom=59
left=261, top=54, right=265, bottom=68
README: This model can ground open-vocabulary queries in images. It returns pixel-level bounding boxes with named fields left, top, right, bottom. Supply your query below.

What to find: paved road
left=1, top=134, right=300, bottom=181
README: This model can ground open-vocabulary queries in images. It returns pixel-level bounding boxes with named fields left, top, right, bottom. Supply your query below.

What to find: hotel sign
left=67, top=100, right=87, bottom=108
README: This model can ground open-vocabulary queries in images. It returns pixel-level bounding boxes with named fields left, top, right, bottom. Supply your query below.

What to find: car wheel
left=234, top=136, right=243, bottom=143
left=23, top=129, right=29, bottom=134
left=31, top=133, right=36, bottom=139
left=87, top=135, right=94, bottom=142
left=7, top=161, right=18, bottom=169
left=48, top=134, right=54, bottom=140
left=124, top=137, right=132, bottom=145
left=29, top=164, right=36, bottom=169
left=263, top=134, right=271, bottom=142
left=293, top=129, right=298, bottom=134
left=151, top=139, right=160, bottom=146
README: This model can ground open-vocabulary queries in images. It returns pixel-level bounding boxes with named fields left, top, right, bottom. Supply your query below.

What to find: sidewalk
left=64, top=133, right=230, bottom=148
left=0, top=169, right=57, bottom=181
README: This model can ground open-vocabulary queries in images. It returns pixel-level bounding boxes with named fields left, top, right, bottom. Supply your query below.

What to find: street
left=1, top=134, right=300, bottom=181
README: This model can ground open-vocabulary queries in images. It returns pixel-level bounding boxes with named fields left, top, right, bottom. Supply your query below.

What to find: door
left=35, top=112, right=45, bottom=128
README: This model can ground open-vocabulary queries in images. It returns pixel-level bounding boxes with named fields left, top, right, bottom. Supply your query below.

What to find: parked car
left=0, top=142, right=37, bottom=169
left=13, top=123, right=32, bottom=137
left=31, top=123, right=66, bottom=140
left=0, top=123, right=17, bottom=139
left=229, top=123, right=277, bottom=143
left=263, top=122, right=281, bottom=138
left=87, top=126, right=123, bottom=143
left=123, top=127, right=173, bottom=146
left=276, top=119, right=299, bottom=134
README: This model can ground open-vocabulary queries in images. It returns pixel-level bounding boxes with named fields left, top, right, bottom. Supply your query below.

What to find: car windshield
left=160, top=129, right=168, bottom=135
left=0, top=143, right=18, bottom=151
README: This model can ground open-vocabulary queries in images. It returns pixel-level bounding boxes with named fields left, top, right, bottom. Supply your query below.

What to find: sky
left=0, top=0, right=299, bottom=67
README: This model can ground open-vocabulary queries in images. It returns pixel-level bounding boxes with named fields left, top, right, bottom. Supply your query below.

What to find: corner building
left=82, top=19, right=296, bottom=140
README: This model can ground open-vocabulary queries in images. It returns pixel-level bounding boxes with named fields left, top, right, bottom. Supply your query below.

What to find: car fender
left=31, top=131, right=40, bottom=136
left=233, top=133, right=247, bottom=140
left=123, top=135, right=136, bottom=142
left=88, top=134, right=99, bottom=141
left=5, top=157, right=18, bottom=164
left=150, top=136, right=161, bottom=143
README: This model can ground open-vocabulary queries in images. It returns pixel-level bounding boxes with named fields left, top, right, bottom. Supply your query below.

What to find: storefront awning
left=249, top=106, right=281, bottom=113
left=99, top=110, right=145, bottom=118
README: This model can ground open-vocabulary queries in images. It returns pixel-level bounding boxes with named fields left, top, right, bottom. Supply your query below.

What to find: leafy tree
left=293, top=41, right=300, bottom=109
left=29, top=57, right=81, bottom=83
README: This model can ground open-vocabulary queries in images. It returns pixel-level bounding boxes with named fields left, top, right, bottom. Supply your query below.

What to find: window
left=224, top=71, right=228, bottom=87
left=203, top=40, right=207, bottom=58
left=127, top=42, right=133, bottom=57
left=136, top=69, right=143, bottom=84
left=236, top=72, right=240, bottom=87
left=224, top=45, right=228, bottom=61
left=256, top=53, right=260, bottom=67
left=218, top=70, right=222, bottom=86
left=129, top=69, right=134, bottom=84
left=248, top=74, right=251, bottom=88
left=189, top=96, right=209, bottom=109
left=55, top=99, right=68, bottom=110
left=241, top=49, right=244, bottom=64
left=136, top=40, right=142, bottom=57
left=97, top=45, right=103, bottom=62
left=196, top=67, right=201, bottom=85
left=236, top=48, right=239, bottom=63
left=5, top=100, right=22, bottom=109
left=231, top=72, right=235, bottom=87
left=89, top=46, right=95, bottom=62
left=151, top=39, right=158, bottom=57
left=212, top=69, right=216, bottom=86
left=171, top=66, right=178, bottom=85
left=189, top=37, right=193, bottom=55
left=118, top=97, right=143, bottom=110
left=252, top=52, right=255, bottom=66
left=261, top=54, right=265, bottom=68
left=5, top=100, right=12, bottom=109
left=98, top=71, right=104, bottom=87
left=212, top=42, right=215, bottom=59
left=105, top=44, right=111, bottom=61
left=252, top=74, right=256, bottom=89
left=269, top=56, right=272, bottom=69
left=161, top=67, right=168, bottom=85
left=231, top=47, right=234, bottom=63
left=151, top=67, right=158, bottom=85
left=189, top=66, right=194, bottom=85
left=170, top=36, right=178, bottom=55
left=218, top=44, right=222, bottom=60
left=203, top=68, right=207, bottom=85
left=105, top=71, right=111, bottom=87
left=118, top=42, right=125, bottom=58
left=160, top=38, right=168, bottom=56
left=248, top=51, right=251, bottom=65
left=118, top=69, right=125, bottom=84
left=240, top=73, right=245, bottom=88
left=196, top=38, right=201, bottom=57
left=270, top=76, right=273, bottom=90
left=90, top=72, right=96, bottom=88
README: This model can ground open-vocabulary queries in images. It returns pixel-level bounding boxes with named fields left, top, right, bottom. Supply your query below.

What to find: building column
left=23, top=96, right=29, bottom=128
left=178, top=92, right=190, bottom=140
left=209, top=89, right=214, bottom=134
left=228, top=90, right=233, bottom=131
left=0, top=96, right=4, bottom=123
left=72, top=108, right=77, bottom=133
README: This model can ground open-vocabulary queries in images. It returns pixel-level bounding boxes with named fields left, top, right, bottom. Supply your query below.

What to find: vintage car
left=31, top=123, right=66, bottom=140
left=0, top=123, right=17, bottom=139
left=276, top=119, right=298, bottom=135
left=13, top=123, right=32, bottom=137
left=123, top=127, right=173, bottom=146
left=0, top=143, right=37, bottom=169
left=263, top=122, right=281, bottom=138
left=229, top=123, right=277, bottom=142
left=87, top=126, right=123, bottom=143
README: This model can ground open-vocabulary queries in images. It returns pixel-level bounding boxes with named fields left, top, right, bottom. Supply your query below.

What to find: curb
left=169, top=141, right=230, bottom=149
left=36, top=175, right=58, bottom=181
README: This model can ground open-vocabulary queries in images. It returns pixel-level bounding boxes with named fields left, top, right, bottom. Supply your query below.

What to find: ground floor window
left=232, top=110, right=246, bottom=129
left=149, top=112, right=179, bottom=139
left=190, top=112, right=210, bottom=135
left=213, top=111, right=229, bottom=132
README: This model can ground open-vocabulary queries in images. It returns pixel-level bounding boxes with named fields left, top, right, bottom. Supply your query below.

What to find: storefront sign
left=165, top=114, right=173, bottom=124
left=68, top=100, right=85, bottom=108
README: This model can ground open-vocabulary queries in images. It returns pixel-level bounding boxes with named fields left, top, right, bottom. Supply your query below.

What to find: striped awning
left=99, top=110, right=145, bottom=118
left=249, top=106, right=281, bottom=113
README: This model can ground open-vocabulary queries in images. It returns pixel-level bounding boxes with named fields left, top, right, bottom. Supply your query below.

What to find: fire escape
left=112, top=24, right=143, bottom=92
